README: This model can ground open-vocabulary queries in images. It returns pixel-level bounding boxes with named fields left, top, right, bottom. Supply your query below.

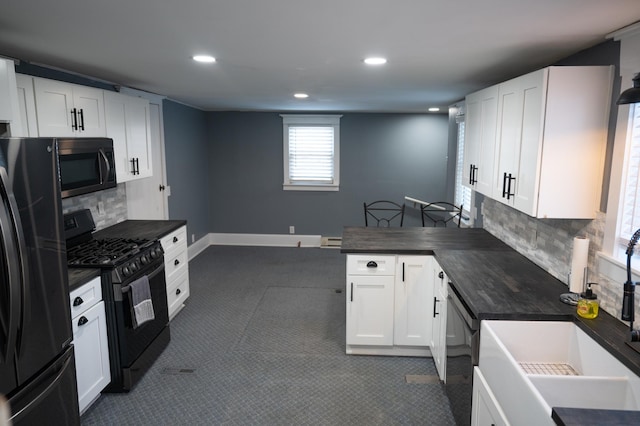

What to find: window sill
left=283, top=184, right=339, bottom=192
left=597, top=251, right=640, bottom=284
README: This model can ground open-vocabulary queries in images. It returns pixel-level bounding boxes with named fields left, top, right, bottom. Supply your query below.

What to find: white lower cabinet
left=472, top=367, right=510, bottom=426
left=69, top=277, right=110, bottom=414
left=160, top=225, right=190, bottom=319
left=346, top=254, right=434, bottom=356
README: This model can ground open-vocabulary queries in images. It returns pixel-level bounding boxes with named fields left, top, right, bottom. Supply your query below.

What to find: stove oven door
left=113, top=260, right=169, bottom=371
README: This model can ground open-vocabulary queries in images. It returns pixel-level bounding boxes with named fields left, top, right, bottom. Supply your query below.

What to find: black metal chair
left=364, top=200, right=405, bottom=227
left=421, top=202, right=462, bottom=227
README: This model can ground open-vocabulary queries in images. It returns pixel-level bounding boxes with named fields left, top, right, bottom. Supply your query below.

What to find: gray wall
left=163, top=100, right=210, bottom=242
left=206, top=112, right=450, bottom=236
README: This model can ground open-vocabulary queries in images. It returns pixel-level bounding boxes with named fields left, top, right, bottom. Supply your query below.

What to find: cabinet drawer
left=69, top=276, right=102, bottom=318
left=160, top=226, right=187, bottom=256
left=347, top=255, right=395, bottom=275
left=165, top=249, right=188, bottom=282
left=167, top=270, right=189, bottom=317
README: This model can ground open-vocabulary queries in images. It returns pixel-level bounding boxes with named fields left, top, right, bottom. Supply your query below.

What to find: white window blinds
left=455, top=120, right=472, bottom=214
left=288, top=126, right=335, bottom=183
left=620, top=103, right=640, bottom=242
left=281, top=114, right=341, bottom=191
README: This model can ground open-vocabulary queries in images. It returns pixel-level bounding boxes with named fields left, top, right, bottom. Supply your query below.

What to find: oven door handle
left=121, top=262, right=165, bottom=293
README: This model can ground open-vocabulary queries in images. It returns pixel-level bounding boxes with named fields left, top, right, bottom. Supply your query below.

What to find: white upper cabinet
left=104, top=91, right=152, bottom=182
left=463, top=85, right=499, bottom=196
left=466, top=65, right=613, bottom=219
left=0, top=58, right=24, bottom=135
left=15, top=74, right=38, bottom=137
left=33, top=77, right=106, bottom=137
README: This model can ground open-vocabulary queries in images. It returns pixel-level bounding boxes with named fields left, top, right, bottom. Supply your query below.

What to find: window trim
left=600, top=22, right=640, bottom=282
left=281, top=114, right=341, bottom=191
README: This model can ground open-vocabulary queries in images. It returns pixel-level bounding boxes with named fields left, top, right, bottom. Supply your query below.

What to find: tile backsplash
left=61, top=184, right=127, bottom=230
left=482, top=197, right=637, bottom=323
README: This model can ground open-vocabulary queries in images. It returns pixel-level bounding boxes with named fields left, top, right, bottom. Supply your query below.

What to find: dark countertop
left=68, top=267, right=101, bottom=292
left=94, top=219, right=187, bottom=241
left=552, top=407, right=640, bottom=425
left=341, top=226, right=640, bottom=425
left=341, top=226, right=513, bottom=254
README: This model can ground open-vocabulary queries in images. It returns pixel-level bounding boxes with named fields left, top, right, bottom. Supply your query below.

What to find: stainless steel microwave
left=57, top=138, right=116, bottom=199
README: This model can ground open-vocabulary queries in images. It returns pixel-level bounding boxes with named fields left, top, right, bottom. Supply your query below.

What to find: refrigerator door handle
left=0, top=167, right=30, bottom=358
left=0, top=168, right=23, bottom=364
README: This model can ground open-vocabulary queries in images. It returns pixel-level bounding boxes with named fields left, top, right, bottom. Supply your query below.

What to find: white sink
left=479, top=320, right=640, bottom=425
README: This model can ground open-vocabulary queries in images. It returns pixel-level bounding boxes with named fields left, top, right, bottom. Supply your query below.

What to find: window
left=453, top=106, right=472, bottom=220
left=281, top=114, right=341, bottom=191
left=618, top=103, right=640, bottom=248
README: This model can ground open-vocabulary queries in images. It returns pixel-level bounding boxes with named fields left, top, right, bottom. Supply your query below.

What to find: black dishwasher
left=445, top=282, right=479, bottom=426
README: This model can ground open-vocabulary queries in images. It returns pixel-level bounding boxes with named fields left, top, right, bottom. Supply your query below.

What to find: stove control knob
left=140, top=254, right=149, bottom=265
left=122, top=266, right=131, bottom=277
left=150, top=249, right=158, bottom=259
left=130, top=262, right=139, bottom=273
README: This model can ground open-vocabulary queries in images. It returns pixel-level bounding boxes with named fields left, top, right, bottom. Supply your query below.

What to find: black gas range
left=64, top=209, right=170, bottom=392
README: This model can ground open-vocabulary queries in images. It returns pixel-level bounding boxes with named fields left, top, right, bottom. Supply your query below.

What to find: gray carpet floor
left=81, top=246, right=455, bottom=425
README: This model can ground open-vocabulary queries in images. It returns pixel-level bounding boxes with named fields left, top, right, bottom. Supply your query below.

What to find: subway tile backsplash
left=61, top=184, right=127, bottom=230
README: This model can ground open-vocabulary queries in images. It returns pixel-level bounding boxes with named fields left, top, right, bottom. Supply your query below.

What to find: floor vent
left=160, top=367, right=196, bottom=375
left=321, top=236, right=342, bottom=248
left=405, top=374, right=440, bottom=384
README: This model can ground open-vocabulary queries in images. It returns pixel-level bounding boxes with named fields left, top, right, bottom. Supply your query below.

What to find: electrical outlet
left=191, top=233, right=195, bottom=243
left=289, top=226, right=295, bottom=234
left=97, top=201, right=104, bottom=215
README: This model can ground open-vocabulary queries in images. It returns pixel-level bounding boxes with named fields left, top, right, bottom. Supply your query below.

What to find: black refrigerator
left=0, top=138, right=80, bottom=425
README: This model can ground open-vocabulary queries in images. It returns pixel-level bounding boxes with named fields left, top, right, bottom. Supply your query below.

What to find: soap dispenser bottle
left=577, top=283, right=599, bottom=319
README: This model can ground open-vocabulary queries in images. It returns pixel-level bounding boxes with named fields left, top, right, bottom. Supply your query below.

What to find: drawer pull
left=176, top=289, right=181, bottom=295
left=78, top=316, right=89, bottom=326
left=433, top=297, right=440, bottom=317
left=366, top=261, right=378, bottom=268
left=73, top=297, right=84, bottom=307
left=350, top=282, right=353, bottom=302
left=174, top=259, right=180, bottom=266
left=173, top=236, right=178, bottom=243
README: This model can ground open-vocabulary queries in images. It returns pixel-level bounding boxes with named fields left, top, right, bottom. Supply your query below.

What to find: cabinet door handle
left=176, top=289, right=181, bottom=295
left=73, top=296, right=84, bottom=307
left=350, top=282, right=353, bottom=302
left=502, top=172, right=508, bottom=198
left=506, top=174, right=516, bottom=200
left=469, top=164, right=474, bottom=185
left=70, top=108, right=78, bottom=131
left=174, top=259, right=180, bottom=266
left=433, top=297, right=439, bottom=317
left=366, top=261, right=377, bottom=268
left=402, top=262, right=405, bottom=282
left=78, top=316, right=89, bottom=326
left=135, top=158, right=140, bottom=175
left=78, top=108, right=85, bottom=131
left=130, top=158, right=136, bottom=174
left=173, top=236, right=178, bottom=243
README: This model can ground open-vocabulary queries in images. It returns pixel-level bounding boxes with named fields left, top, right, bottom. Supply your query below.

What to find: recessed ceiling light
left=294, top=93, right=309, bottom=99
left=193, top=55, right=216, bottom=63
left=364, top=57, right=387, bottom=65
left=428, top=107, right=440, bottom=112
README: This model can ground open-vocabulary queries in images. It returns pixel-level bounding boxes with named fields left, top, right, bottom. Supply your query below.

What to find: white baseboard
left=209, top=233, right=322, bottom=247
left=188, top=234, right=211, bottom=260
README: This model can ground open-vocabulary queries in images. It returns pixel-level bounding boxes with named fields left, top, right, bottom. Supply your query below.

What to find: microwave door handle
left=0, top=168, right=27, bottom=363
left=98, top=148, right=111, bottom=184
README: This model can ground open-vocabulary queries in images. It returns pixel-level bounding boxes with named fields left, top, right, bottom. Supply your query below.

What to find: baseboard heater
left=321, top=236, right=342, bottom=248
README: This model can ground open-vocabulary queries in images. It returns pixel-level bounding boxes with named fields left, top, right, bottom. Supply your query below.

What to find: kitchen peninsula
left=341, top=226, right=640, bottom=425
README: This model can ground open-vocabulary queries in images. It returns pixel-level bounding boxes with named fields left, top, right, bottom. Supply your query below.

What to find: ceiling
left=1, top=1, right=639, bottom=112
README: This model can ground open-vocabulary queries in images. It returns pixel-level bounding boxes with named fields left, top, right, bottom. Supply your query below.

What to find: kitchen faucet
left=622, top=228, right=640, bottom=341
